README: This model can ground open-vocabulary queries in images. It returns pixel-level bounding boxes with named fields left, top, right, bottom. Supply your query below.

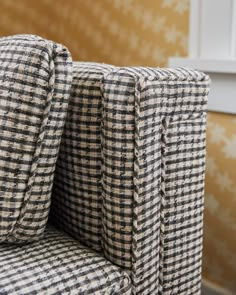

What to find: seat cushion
left=0, top=224, right=131, bottom=295
left=0, top=35, right=72, bottom=243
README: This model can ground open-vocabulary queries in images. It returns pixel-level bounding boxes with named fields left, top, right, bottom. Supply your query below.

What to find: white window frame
left=169, top=0, right=236, bottom=114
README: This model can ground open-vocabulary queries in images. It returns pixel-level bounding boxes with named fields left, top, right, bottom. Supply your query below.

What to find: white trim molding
left=169, top=58, right=236, bottom=74
left=169, top=0, right=236, bottom=115
left=189, top=0, right=236, bottom=59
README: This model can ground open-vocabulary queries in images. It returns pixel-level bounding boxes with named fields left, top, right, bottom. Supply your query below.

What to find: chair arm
left=101, top=67, right=210, bottom=295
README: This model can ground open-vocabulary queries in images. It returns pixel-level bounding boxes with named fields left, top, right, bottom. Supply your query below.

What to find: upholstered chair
left=0, top=35, right=210, bottom=295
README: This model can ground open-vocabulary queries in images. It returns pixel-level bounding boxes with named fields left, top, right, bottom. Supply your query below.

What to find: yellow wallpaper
left=204, top=112, right=236, bottom=293
left=0, top=0, right=188, bottom=67
left=0, top=0, right=235, bottom=292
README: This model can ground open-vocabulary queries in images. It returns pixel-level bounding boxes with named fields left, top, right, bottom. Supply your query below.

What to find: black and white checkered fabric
left=0, top=223, right=131, bottom=294
left=0, top=35, right=72, bottom=243
left=51, top=62, right=115, bottom=251
left=51, top=63, right=210, bottom=294
left=102, top=67, right=209, bottom=295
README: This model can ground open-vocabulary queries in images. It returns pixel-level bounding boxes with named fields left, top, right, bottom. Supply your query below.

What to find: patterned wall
left=0, top=0, right=235, bottom=293
left=0, top=0, right=188, bottom=67
left=204, top=112, right=236, bottom=293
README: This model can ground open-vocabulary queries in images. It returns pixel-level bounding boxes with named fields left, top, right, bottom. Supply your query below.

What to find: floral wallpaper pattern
left=0, top=0, right=235, bottom=292
left=204, top=112, right=236, bottom=293
left=0, top=0, right=189, bottom=67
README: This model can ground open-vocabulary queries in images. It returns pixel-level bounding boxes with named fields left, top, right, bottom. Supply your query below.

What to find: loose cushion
left=0, top=35, right=72, bottom=243
left=0, top=224, right=131, bottom=295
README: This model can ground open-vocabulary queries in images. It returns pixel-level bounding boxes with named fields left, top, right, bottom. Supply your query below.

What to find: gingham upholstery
left=0, top=35, right=72, bottom=243
left=51, top=63, right=115, bottom=251
left=0, top=223, right=131, bottom=295
left=51, top=63, right=210, bottom=294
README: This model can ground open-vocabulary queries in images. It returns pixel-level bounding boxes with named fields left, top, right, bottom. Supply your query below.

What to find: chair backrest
left=50, top=62, right=115, bottom=252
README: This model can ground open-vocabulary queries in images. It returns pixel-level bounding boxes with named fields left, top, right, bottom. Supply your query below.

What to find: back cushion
left=51, top=62, right=115, bottom=251
left=0, top=35, right=72, bottom=243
